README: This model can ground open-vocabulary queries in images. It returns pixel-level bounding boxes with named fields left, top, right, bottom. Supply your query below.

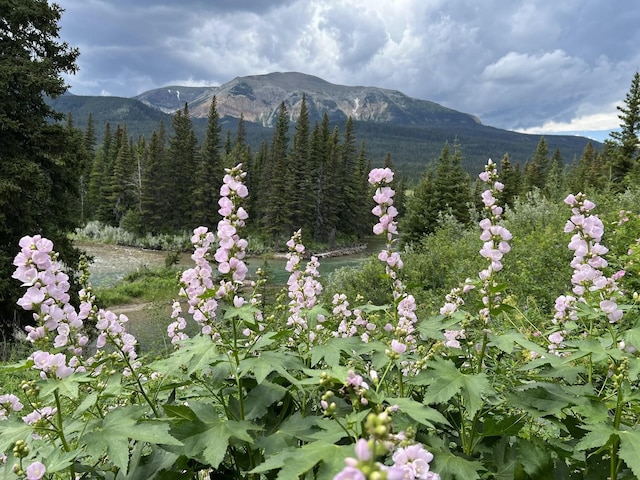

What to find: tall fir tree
left=0, top=0, right=82, bottom=330
left=192, top=96, right=224, bottom=228
left=289, top=95, right=313, bottom=235
left=433, top=140, right=471, bottom=224
left=262, top=102, right=291, bottom=242
left=338, top=117, right=360, bottom=237
left=140, top=122, right=170, bottom=233
left=498, top=153, right=519, bottom=207
left=608, top=71, right=640, bottom=185
left=523, top=137, right=550, bottom=191
left=312, top=114, right=332, bottom=242
left=168, top=104, right=198, bottom=231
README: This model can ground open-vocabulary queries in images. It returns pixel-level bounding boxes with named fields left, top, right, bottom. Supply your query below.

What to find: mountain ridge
left=51, top=72, right=599, bottom=177
left=134, top=71, right=482, bottom=128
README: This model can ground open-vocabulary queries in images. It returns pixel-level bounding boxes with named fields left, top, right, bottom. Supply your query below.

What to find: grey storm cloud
left=54, top=0, right=640, bottom=137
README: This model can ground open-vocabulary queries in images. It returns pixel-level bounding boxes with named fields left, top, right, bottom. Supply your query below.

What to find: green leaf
left=244, top=380, right=287, bottom=421
left=250, top=441, right=344, bottom=479
left=239, top=350, right=304, bottom=386
left=564, top=336, right=618, bottom=363
left=163, top=404, right=198, bottom=422
left=575, top=423, right=618, bottom=451
left=517, top=438, right=554, bottom=478
left=488, top=330, right=542, bottom=355
left=619, top=430, right=640, bottom=478
left=432, top=450, right=482, bottom=480
left=256, top=412, right=320, bottom=455
left=0, top=417, right=33, bottom=452
left=520, top=354, right=584, bottom=382
left=126, top=443, right=179, bottom=480
left=418, top=314, right=462, bottom=341
left=83, top=406, right=182, bottom=475
left=385, top=397, right=449, bottom=428
left=149, top=334, right=224, bottom=376
left=38, top=372, right=93, bottom=399
left=167, top=401, right=259, bottom=469
left=509, top=383, right=586, bottom=417
left=310, top=336, right=372, bottom=367
left=411, top=358, right=494, bottom=417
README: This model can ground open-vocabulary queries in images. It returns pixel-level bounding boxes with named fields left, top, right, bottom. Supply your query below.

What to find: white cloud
left=54, top=0, right=640, bottom=133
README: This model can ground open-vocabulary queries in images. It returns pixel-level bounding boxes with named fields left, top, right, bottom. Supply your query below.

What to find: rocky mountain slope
left=134, top=71, right=481, bottom=127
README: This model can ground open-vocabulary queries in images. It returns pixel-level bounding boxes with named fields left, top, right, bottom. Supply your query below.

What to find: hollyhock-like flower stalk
left=214, top=164, right=250, bottom=301
left=170, top=226, right=218, bottom=341
left=12, top=235, right=143, bottom=381
left=12, top=236, right=101, bottom=375
left=332, top=293, right=376, bottom=342
left=476, top=159, right=512, bottom=322
left=368, top=168, right=418, bottom=360
left=556, top=193, right=624, bottom=324
left=285, top=230, right=325, bottom=347
left=170, top=164, right=253, bottom=344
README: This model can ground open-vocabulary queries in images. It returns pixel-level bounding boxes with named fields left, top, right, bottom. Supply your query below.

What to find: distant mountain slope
left=134, top=71, right=481, bottom=128
left=51, top=72, right=600, bottom=178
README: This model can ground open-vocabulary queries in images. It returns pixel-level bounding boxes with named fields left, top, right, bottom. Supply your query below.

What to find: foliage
left=3, top=160, right=640, bottom=480
left=0, top=0, right=83, bottom=335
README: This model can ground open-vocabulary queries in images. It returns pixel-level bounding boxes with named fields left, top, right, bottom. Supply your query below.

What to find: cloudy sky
left=54, top=0, right=640, bottom=141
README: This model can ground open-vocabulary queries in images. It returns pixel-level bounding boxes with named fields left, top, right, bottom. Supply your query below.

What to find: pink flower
left=26, top=461, right=46, bottom=480
left=368, top=167, right=394, bottom=185
left=391, top=339, right=407, bottom=354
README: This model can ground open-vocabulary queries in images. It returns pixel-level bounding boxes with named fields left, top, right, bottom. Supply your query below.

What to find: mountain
left=51, top=72, right=600, bottom=178
left=134, top=72, right=481, bottom=128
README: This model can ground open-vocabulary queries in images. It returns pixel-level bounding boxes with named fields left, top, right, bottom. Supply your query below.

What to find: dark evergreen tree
left=192, top=96, right=224, bottom=228
left=401, top=169, right=438, bottom=243
left=289, top=95, right=313, bottom=234
left=108, top=128, right=134, bottom=226
left=321, top=127, right=344, bottom=245
left=544, top=148, right=565, bottom=200
left=498, top=153, right=519, bottom=207
left=0, top=0, right=82, bottom=332
left=168, top=104, right=198, bottom=231
left=526, top=137, right=550, bottom=190
left=433, top=140, right=471, bottom=224
left=248, top=140, right=268, bottom=222
left=262, top=102, right=291, bottom=242
left=312, top=114, right=331, bottom=242
left=608, top=71, right=640, bottom=184
left=338, top=117, right=360, bottom=236
left=140, top=123, right=169, bottom=233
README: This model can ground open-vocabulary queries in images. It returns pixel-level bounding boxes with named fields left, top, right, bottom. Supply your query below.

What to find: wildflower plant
left=2, top=159, right=640, bottom=479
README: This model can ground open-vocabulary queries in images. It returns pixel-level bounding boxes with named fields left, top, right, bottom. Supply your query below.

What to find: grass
left=93, top=266, right=182, bottom=307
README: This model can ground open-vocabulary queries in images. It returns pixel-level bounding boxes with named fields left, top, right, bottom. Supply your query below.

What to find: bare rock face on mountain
left=134, top=71, right=481, bottom=127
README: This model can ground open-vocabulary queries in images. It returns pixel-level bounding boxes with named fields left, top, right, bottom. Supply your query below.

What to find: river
left=77, top=238, right=385, bottom=288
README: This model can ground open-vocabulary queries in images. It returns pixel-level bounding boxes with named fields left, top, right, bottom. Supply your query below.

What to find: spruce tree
left=526, top=137, right=550, bottom=190
left=338, top=117, right=360, bottom=237
left=262, top=102, right=291, bottom=242
left=0, top=0, right=82, bottom=331
left=609, top=71, right=640, bottom=184
left=168, top=104, right=198, bottom=231
left=312, top=114, right=331, bottom=242
left=289, top=95, right=313, bottom=234
left=140, top=123, right=169, bottom=233
left=498, top=153, right=519, bottom=207
left=401, top=169, right=438, bottom=243
left=192, top=97, right=224, bottom=228
left=433, top=140, right=471, bottom=224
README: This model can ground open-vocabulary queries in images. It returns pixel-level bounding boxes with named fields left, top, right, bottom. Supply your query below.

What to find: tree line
left=80, top=95, right=377, bottom=246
